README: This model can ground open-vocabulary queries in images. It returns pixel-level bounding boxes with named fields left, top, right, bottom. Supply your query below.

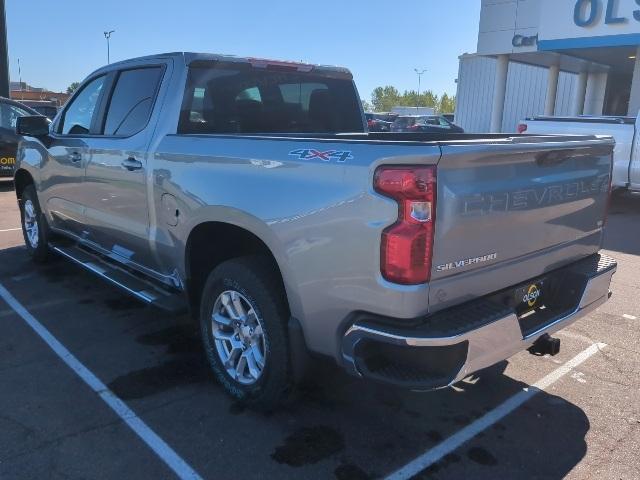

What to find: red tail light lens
left=374, top=166, right=437, bottom=284
left=517, top=123, right=528, bottom=134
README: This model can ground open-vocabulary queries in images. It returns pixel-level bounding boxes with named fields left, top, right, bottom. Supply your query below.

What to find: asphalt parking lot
left=0, top=178, right=638, bottom=480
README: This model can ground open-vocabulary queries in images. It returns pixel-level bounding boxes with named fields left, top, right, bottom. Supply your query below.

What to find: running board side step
left=51, top=244, right=187, bottom=313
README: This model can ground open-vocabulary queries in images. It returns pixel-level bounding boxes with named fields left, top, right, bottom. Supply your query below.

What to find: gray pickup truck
left=14, top=52, right=617, bottom=409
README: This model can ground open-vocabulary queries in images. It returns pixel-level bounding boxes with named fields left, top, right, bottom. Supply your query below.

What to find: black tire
left=20, top=184, right=50, bottom=263
left=199, top=255, right=291, bottom=410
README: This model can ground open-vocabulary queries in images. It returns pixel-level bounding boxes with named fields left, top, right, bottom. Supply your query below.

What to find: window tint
left=0, top=104, right=32, bottom=129
left=104, top=67, right=162, bottom=136
left=61, top=76, right=106, bottom=135
left=279, top=83, right=327, bottom=111
left=236, top=87, right=261, bottom=102
left=179, top=64, right=364, bottom=134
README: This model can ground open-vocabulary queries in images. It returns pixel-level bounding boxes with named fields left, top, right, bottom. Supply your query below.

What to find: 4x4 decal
left=289, top=149, right=353, bottom=163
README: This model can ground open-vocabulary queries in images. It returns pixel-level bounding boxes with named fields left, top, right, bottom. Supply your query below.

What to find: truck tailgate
left=429, top=136, right=613, bottom=311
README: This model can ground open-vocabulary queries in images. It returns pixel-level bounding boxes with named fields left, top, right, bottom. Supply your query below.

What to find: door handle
left=69, top=152, right=82, bottom=163
left=121, top=157, right=143, bottom=171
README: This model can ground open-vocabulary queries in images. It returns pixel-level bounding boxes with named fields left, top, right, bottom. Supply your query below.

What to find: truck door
left=630, top=115, right=640, bottom=190
left=39, top=75, right=108, bottom=237
left=81, top=63, right=168, bottom=272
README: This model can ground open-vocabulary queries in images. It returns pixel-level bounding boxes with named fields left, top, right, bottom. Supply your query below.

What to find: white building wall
left=584, top=72, right=608, bottom=116
left=554, top=72, right=578, bottom=116
left=478, top=0, right=540, bottom=55
left=456, top=54, right=578, bottom=133
left=501, top=62, right=548, bottom=132
left=454, top=55, right=496, bottom=133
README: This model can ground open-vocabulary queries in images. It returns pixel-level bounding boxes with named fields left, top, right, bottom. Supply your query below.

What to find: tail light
left=517, top=123, right=528, bottom=134
left=374, top=166, right=437, bottom=284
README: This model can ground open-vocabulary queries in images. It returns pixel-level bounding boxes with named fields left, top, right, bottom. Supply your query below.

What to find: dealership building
left=455, top=0, right=640, bottom=133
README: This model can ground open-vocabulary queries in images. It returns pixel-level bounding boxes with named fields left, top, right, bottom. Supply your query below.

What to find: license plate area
left=515, top=279, right=546, bottom=317
left=512, top=272, right=585, bottom=337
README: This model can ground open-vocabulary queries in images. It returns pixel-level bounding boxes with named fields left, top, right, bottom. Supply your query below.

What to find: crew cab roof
left=90, top=52, right=353, bottom=78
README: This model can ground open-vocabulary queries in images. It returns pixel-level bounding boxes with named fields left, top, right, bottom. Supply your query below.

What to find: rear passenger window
left=103, top=67, right=162, bottom=136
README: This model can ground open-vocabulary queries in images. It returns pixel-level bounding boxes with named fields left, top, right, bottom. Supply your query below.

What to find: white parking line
left=0, top=282, right=203, bottom=480
left=385, top=342, right=607, bottom=480
left=0, top=227, right=20, bottom=233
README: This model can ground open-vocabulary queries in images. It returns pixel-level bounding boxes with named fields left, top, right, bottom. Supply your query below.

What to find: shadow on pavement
left=0, top=245, right=591, bottom=480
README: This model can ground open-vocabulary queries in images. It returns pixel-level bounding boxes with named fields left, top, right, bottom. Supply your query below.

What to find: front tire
left=199, top=256, right=291, bottom=410
left=20, top=185, right=50, bottom=263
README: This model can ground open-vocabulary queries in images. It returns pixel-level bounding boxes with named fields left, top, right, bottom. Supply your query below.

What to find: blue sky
left=7, top=0, right=480, bottom=101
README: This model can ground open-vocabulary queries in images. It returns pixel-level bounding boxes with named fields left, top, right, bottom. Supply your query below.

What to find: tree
left=361, top=99, right=373, bottom=113
left=66, top=82, right=80, bottom=94
left=438, top=93, right=456, bottom=114
left=371, top=86, right=401, bottom=112
left=370, top=85, right=452, bottom=113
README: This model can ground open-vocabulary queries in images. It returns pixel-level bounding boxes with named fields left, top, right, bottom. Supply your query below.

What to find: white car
left=518, top=115, right=640, bottom=193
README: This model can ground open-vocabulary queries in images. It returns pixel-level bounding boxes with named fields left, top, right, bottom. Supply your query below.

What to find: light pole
left=414, top=68, right=427, bottom=112
left=0, top=0, right=9, bottom=98
left=104, top=30, right=115, bottom=64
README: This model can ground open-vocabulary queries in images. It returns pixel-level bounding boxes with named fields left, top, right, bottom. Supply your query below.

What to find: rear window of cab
left=178, top=64, right=365, bottom=135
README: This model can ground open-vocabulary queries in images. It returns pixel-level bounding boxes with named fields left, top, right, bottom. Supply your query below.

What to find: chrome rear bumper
left=342, top=254, right=616, bottom=389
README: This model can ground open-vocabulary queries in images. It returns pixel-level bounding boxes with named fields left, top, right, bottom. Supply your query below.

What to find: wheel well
left=14, top=169, right=34, bottom=200
left=185, top=222, right=287, bottom=317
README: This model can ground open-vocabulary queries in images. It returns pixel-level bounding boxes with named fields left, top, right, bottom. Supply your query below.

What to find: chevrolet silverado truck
left=519, top=115, right=640, bottom=193
left=14, top=52, right=617, bottom=408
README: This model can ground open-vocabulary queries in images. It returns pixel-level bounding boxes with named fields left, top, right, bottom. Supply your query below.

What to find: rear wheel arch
left=184, top=221, right=291, bottom=317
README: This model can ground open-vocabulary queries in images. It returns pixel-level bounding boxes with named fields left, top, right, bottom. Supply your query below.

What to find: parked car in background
left=30, top=105, right=59, bottom=120
left=18, top=100, right=61, bottom=120
left=518, top=115, right=640, bottom=193
left=372, top=112, right=398, bottom=123
left=391, top=115, right=465, bottom=133
left=0, top=97, right=43, bottom=177
left=365, top=113, right=394, bottom=132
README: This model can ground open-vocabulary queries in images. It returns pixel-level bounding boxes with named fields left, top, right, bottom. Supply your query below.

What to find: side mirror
left=16, top=115, right=51, bottom=137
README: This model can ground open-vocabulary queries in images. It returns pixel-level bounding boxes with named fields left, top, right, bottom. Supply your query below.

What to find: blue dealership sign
left=574, top=0, right=640, bottom=27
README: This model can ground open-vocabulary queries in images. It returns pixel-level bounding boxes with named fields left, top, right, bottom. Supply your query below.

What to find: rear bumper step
left=51, top=243, right=187, bottom=313
left=341, top=253, right=616, bottom=390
